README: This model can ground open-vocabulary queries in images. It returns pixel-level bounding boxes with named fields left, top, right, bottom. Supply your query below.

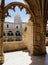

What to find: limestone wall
left=23, top=21, right=33, bottom=54
left=3, top=41, right=27, bottom=52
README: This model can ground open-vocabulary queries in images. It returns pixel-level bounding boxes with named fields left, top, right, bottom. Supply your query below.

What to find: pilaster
left=0, top=17, right=4, bottom=64
left=33, top=16, right=46, bottom=55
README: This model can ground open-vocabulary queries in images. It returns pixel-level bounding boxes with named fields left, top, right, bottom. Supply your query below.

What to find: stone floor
left=30, top=54, right=48, bottom=65
left=30, top=46, right=48, bottom=65
left=3, top=46, right=48, bottom=65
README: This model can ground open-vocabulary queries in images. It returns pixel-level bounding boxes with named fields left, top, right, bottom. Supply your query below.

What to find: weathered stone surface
left=3, top=41, right=27, bottom=52
left=23, top=20, right=33, bottom=54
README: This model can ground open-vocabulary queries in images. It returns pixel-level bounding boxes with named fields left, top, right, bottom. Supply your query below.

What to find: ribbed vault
left=24, top=0, right=47, bottom=17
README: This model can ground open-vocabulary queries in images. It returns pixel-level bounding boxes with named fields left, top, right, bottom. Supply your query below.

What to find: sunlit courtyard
left=46, top=46, right=48, bottom=54
left=3, top=51, right=32, bottom=65
left=3, top=46, right=48, bottom=65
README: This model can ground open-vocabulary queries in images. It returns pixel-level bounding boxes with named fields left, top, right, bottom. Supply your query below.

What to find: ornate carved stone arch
left=4, top=2, right=35, bottom=22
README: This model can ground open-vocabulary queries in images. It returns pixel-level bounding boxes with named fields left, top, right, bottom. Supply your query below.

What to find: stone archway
left=0, top=2, right=35, bottom=63
left=0, top=0, right=47, bottom=65
left=4, top=2, right=34, bottom=19
left=3, top=1, right=35, bottom=50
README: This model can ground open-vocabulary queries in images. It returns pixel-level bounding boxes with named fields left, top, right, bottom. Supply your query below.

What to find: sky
left=5, top=0, right=30, bottom=22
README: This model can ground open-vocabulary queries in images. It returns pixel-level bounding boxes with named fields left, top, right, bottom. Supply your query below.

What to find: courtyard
left=3, top=46, right=48, bottom=65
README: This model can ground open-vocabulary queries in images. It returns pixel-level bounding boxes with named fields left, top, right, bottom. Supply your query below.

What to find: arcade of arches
left=0, top=0, right=48, bottom=65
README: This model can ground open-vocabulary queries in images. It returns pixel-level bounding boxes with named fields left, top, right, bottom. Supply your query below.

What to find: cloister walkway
left=3, top=46, right=48, bottom=65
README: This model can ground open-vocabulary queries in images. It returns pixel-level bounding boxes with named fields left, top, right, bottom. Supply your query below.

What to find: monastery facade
left=3, top=14, right=27, bottom=42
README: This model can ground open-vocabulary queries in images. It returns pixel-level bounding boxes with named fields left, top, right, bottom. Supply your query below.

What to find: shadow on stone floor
left=22, top=49, right=48, bottom=65
left=30, top=54, right=48, bottom=65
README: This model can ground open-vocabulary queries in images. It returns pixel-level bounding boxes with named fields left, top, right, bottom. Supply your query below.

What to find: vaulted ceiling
left=1, top=0, right=48, bottom=21
left=25, top=0, right=47, bottom=18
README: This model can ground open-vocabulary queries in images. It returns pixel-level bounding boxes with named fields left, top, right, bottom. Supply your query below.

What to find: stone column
left=33, top=16, right=46, bottom=55
left=0, top=63, right=2, bottom=65
left=0, top=15, right=4, bottom=64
